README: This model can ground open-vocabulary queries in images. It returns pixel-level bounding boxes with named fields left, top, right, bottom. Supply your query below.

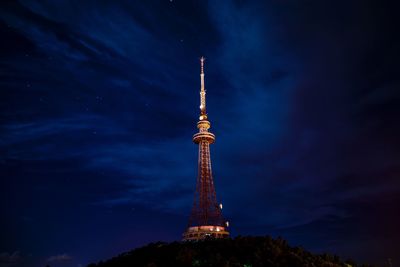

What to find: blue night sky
left=1, top=1, right=399, bottom=266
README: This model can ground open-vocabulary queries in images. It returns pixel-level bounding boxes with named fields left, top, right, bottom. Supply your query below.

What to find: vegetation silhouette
left=88, top=236, right=375, bottom=267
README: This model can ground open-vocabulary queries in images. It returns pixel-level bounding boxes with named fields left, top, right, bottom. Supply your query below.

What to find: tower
left=182, top=57, right=229, bottom=241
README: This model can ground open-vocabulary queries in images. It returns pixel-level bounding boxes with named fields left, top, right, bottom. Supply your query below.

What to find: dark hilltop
left=88, top=236, right=375, bottom=267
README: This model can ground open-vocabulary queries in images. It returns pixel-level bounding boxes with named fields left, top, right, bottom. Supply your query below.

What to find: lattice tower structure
left=182, top=57, right=229, bottom=241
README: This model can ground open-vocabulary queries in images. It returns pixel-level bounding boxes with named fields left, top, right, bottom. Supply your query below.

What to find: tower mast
left=199, top=57, right=206, bottom=118
left=182, top=57, right=229, bottom=241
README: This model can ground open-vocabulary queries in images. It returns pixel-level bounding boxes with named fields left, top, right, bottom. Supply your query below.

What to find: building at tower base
left=183, top=226, right=229, bottom=241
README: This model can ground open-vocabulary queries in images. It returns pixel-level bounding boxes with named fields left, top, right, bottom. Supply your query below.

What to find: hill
left=87, top=236, right=374, bottom=267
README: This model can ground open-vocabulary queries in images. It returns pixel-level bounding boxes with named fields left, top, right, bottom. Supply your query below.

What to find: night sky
left=1, top=1, right=400, bottom=266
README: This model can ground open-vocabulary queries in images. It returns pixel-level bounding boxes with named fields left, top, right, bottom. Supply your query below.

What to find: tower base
left=182, top=225, right=229, bottom=241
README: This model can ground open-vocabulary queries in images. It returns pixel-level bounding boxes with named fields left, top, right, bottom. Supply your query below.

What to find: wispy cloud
left=87, top=139, right=196, bottom=213
left=0, top=251, right=21, bottom=267
left=46, top=253, right=72, bottom=262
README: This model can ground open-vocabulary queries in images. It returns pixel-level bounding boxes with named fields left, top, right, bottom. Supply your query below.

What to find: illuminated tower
left=182, top=57, right=229, bottom=241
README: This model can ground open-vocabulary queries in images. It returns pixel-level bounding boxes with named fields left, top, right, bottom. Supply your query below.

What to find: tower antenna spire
left=199, top=57, right=207, bottom=119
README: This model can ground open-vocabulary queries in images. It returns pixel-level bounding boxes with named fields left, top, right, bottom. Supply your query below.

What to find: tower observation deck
left=182, top=57, right=229, bottom=241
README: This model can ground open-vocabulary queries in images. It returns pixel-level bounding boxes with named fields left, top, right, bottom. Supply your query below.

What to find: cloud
left=46, top=253, right=72, bottom=262
left=87, top=139, right=197, bottom=213
left=0, top=115, right=128, bottom=162
left=0, top=251, right=21, bottom=267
